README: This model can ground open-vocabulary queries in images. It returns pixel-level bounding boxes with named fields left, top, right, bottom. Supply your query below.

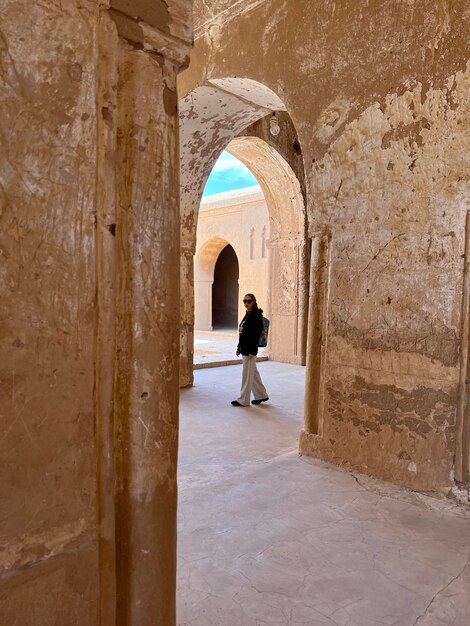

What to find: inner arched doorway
left=226, top=136, right=307, bottom=365
left=194, top=236, right=241, bottom=331
left=212, top=244, right=239, bottom=329
left=179, top=77, right=307, bottom=386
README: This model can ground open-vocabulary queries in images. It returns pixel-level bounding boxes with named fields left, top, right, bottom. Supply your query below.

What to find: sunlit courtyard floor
left=194, top=329, right=267, bottom=367
left=177, top=362, right=470, bottom=626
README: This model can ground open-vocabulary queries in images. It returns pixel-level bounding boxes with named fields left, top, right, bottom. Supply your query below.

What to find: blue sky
left=202, top=151, right=259, bottom=197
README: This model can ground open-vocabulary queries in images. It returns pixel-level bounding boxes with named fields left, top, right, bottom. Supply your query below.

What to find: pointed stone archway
left=178, top=78, right=307, bottom=386
left=226, top=136, right=308, bottom=365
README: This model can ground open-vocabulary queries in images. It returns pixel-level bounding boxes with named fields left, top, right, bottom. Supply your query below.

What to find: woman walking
left=231, top=293, right=269, bottom=407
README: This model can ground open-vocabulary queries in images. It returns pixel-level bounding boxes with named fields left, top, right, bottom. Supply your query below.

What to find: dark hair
left=245, top=293, right=263, bottom=316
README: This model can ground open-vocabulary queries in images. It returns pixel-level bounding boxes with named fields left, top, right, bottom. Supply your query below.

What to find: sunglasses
left=243, top=299, right=253, bottom=304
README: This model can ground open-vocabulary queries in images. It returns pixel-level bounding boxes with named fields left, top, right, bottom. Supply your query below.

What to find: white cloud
left=203, top=150, right=259, bottom=196
left=211, top=151, right=251, bottom=174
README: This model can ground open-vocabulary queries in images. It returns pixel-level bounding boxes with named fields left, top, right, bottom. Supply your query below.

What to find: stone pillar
left=180, top=245, right=195, bottom=387
left=456, top=210, right=470, bottom=483
left=113, top=48, right=179, bottom=626
left=269, top=236, right=307, bottom=364
left=0, top=1, right=192, bottom=623
left=0, top=2, right=102, bottom=623
left=108, top=4, right=192, bottom=625
left=296, top=237, right=310, bottom=366
left=195, top=279, right=213, bottom=330
left=302, top=232, right=331, bottom=436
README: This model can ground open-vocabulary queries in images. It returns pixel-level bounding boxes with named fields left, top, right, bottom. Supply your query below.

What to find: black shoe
left=231, top=400, right=244, bottom=406
left=251, top=397, right=269, bottom=405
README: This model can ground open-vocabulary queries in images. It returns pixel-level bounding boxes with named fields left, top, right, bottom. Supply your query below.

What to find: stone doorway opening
left=179, top=78, right=308, bottom=388
left=212, top=244, right=239, bottom=330
left=177, top=77, right=314, bottom=622
left=194, top=174, right=270, bottom=338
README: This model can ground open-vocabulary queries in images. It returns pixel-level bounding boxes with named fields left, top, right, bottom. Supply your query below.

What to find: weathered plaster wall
left=181, top=0, right=470, bottom=490
left=1, top=0, right=192, bottom=623
left=301, top=66, right=470, bottom=491
left=186, top=0, right=470, bottom=158
left=0, top=1, right=100, bottom=621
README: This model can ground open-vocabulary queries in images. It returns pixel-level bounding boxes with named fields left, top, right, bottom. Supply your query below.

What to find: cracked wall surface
left=0, top=0, right=192, bottom=624
left=181, top=0, right=470, bottom=491
left=1, top=0, right=470, bottom=623
left=302, top=68, right=470, bottom=490
left=0, top=1, right=100, bottom=621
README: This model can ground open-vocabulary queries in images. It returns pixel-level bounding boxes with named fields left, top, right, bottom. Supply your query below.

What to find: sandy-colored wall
left=0, top=1, right=100, bottom=621
left=1, top=0, right=469, bottom=621
left=180, top=0, right=470, bottom=491
left=0, top=0, right=192, bottom=623
left=195, top=186, right=270, bottom=330
left=302, top=70, right=470, bottom=491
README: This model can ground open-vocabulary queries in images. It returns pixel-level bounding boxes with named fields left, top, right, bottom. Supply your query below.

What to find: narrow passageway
left=177, top=363, right=470, bottom=626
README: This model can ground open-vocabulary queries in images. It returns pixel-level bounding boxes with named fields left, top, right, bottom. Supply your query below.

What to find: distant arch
left=212, top=245, right=239, bottom=329
left=194, top=237, right=240, bottom=330
left=180, top=78, right=288, bottom=224
left=225, top=136, right=308, bottom=364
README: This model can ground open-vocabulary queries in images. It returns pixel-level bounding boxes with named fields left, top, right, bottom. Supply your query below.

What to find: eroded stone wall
left=302, top=67, right=470, bottom=491
left=1, top=0, right=192, bottom=623
left=0, top=2, right=100, bottom=621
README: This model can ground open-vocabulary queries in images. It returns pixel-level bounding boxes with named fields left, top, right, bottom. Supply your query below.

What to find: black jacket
left=238, top=309, right=263, bottom=356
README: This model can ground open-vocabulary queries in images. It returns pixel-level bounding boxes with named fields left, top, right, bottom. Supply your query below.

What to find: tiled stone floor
left=177, top=362, right=470, bottom=626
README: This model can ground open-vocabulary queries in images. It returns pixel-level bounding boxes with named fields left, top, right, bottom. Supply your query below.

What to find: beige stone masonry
left=0, top=1, right=192, bottom=624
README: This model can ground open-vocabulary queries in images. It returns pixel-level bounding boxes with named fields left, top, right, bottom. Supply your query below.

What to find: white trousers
left=237, top=356, right=268, bottom=406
